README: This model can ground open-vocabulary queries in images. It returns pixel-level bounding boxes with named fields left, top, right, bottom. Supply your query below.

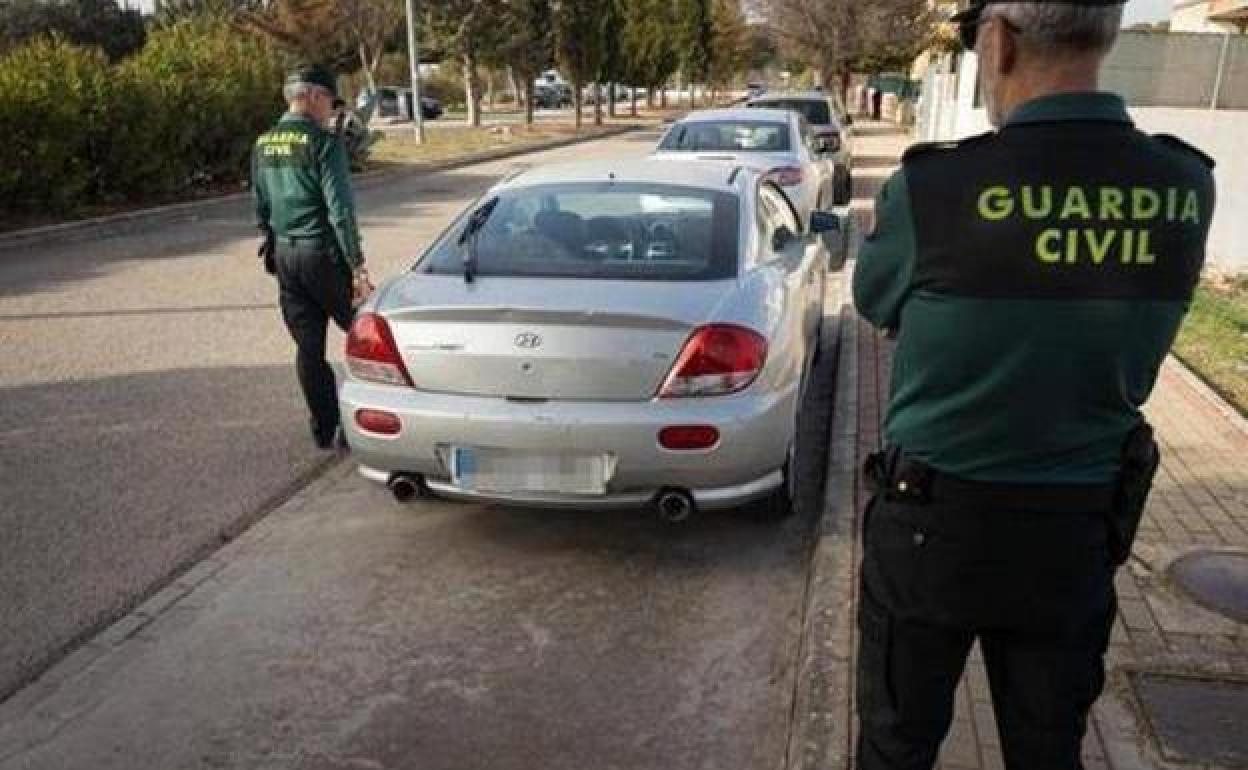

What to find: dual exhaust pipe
left=387, top=473, right=697, bottom=524
left=387, top=473, right=426, bottom=503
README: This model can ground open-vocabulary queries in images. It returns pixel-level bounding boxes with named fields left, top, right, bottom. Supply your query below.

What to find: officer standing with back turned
left=254, top=65, right=370, bottom=449
left=852, top=1, right=1215, bottom=768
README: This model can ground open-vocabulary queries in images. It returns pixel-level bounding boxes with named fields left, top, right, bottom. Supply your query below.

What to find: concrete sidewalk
left=800, top=124, right=1248, bottom=770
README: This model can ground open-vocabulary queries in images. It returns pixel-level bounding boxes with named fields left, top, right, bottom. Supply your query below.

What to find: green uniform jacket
left=252, top=112, right=363, bottom=269
left=853, top=92, right=1215, bottom=484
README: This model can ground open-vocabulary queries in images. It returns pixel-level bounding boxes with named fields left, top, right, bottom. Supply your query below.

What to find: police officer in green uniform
left=852, top=0, right=1215, bottom=767
left=254, top=65, right=369, bottom=449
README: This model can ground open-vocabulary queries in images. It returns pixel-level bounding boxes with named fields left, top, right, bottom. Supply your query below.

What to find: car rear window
left=658, top=121, right=791, bottom=153
left=751, top=99, right=832, bottom=126
left=418, top=182, right=740, bottom=281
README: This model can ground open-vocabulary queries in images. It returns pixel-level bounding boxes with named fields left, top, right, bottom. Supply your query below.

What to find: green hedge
left=0, top=19, right=284, bottom=216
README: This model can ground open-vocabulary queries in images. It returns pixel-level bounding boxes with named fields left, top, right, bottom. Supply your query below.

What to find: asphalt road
left=0, top=130, right=667, bottom=700
left=0, top=119, right=892, bottom=769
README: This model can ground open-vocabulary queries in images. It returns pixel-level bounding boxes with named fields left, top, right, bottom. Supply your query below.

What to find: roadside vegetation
left=1174, top=274, right=1248, bottom=416
left=0, top=0, right=932, bottom=224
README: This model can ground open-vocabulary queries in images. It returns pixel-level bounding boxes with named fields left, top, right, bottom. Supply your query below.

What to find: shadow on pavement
left=0, top=171, right=502, bottom=300
left=0, top=364, right=331, bottom=700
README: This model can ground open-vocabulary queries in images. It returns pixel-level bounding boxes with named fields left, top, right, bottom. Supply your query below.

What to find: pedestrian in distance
left=852, top=0, right=1215, bottom=767
left=253, top=65, right=373, bottom=450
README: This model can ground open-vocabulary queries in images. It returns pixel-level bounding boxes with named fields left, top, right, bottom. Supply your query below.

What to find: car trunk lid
left=380, top=276, right=736, bottom=401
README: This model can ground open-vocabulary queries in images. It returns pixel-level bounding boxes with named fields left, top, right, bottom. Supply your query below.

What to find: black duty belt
left=864, top=447, right=1116, bottom=513
left=280, top=234, right=329, bottom=246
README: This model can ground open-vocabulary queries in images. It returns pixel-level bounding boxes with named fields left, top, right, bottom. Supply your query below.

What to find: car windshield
left=418, top=182, right=740, bottom=281
left=658, top=121, right=791, bottom=153
left=752, top=99, right=832, bottom=126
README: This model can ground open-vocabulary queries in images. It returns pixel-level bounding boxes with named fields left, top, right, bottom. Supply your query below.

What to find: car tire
left=751, top=454, right=796, bottom=521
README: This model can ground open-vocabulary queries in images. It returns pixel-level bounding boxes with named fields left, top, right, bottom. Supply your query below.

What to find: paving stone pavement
left=831, top=124, right=1248, bottom=770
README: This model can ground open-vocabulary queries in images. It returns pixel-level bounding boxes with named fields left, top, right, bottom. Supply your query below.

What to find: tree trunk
left=573, top=77, right=583, bottom=131
left=359, top=43, right=377, bottom=95
left=525, top=84, right=535, bottom=125
left=464, top=53, right=482, bottom=128
left=594, top=83, right=603, bottom=126
left=507, top=66, right=520, bottom=106
left=631, top=87, right=638, bottom=117
left=660, top=84, right=667, bottom=108
left=486, top=70, right=496, bottom=111
left=608, top=82, right=616, bottom=118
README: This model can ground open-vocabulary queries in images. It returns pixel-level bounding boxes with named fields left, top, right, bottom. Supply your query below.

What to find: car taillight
left=346, top=313, right=413, bottom=387
left=766, top=166, right=803, bottom=187
left=659, top=425, right=720, bottom=450
left=659, top=324, right=767, bottom=398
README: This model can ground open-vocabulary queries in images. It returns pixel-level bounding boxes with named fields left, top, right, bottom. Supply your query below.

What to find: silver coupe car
left=339, top=159, right=839, bottom=521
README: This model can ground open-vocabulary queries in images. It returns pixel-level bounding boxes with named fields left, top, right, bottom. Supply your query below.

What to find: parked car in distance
left=358, top=87, right=442, bottom=120
left=650, top=108, right=835, bottom=227
left=747, top=91, right=854, bottom=204
left=340, top=158, right=839, bottom=521
left=746, top=82, right=766, bottom=100
left=534, top=82, right=573, bottom=108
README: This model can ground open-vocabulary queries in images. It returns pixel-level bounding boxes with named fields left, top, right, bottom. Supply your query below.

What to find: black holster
left=258, top=225, right=276, bottom=275
left=1108, top=421, right=1160, bottom=566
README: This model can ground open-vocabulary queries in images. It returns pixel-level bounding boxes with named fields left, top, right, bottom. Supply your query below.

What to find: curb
left=0, top=124, right=645, bottom=254
left=1165, top=354, right=1248, bottom=438
left=786, top=265, right=861, bottom=770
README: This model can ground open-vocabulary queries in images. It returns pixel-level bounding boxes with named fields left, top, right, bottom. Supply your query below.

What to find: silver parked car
left=747, top=92, right=855, bottom=205
left=340, top=159, right=839, bottom=520
left=651, top=108, right=835, bottom=229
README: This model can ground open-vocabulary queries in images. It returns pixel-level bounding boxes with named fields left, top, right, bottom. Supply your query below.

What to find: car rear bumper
left=356, top=464, right=782, bottom=511
left=340, top=381, right=797, bottom=510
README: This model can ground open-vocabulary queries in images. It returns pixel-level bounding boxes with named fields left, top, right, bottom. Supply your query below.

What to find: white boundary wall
left=918, top=53, right=1247, bottom=272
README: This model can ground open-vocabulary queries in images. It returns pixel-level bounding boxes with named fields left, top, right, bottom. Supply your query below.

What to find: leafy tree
left=678, top=0, right=713, bottom=106
left=339, top=0, right=404, bottom=93
left=555, top=0, right=606, bottom=130
left=621, top=0, right=680, bottom=110
left=746, top=22, right=776, bottom=73
left=707, top=0, right=750, bottom=100
left=767, top=0, right=934, bottom=95
left=495, top=0, right=553, bottom=125
left=425, top=0, right=506, bottom=127
left=237, top=0, right=356, bottom=72
left=597, top=0, right=624, bottom=120
left=154, top=0, right=264, bottom=22
left=0, top=0, right=145, bottom=60
left=239, top=0, right=405, bottom=96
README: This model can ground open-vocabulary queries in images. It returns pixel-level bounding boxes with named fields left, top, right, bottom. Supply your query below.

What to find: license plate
left=451, top=447, right=608, bottom=496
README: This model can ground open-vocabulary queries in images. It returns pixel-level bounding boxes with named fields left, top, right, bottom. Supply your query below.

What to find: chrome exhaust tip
left=655, top=488, right=696, bottom=524
left=388, top=473, right=424, bottom=503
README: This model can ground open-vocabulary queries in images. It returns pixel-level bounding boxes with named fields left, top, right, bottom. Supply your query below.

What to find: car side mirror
left=772, top=225, right=795, bottom=252
left=810, top=210, right=840, bottom=235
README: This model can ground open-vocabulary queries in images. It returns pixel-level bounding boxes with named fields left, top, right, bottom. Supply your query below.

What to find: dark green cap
left=285, top=65, right=338, bottom=98
left=952, top=0, right=1124, bottom=23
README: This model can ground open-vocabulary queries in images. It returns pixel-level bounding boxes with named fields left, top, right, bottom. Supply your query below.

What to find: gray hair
left=283, top=81, right=331, bottom=102
left=986, top=2, right=1123, bottom=53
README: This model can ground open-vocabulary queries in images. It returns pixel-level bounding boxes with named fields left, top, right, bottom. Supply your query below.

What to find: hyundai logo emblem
left=514, top=332, right=542, bottom=349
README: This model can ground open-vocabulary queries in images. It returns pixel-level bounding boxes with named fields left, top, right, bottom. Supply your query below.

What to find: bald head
left=976, top=2, right=1124, bottom=126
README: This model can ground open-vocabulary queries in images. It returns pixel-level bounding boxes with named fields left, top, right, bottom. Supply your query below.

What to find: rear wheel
left=749, top=441, right=797, bottom=521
